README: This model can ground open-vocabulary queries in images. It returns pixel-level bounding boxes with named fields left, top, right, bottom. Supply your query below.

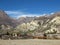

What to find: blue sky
left=0, top=0, right=60, bottom=18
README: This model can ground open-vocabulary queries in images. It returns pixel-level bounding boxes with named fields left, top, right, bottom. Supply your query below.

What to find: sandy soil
left=0, top=39, right=60, bottom=45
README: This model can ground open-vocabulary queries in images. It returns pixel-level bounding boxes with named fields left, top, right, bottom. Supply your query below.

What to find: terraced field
left=0, top=39, right=60, bottom=45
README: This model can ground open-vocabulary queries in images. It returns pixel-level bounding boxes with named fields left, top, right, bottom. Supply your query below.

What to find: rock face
left=17, top=17, right=36, bottom=24
left=0, top=10, right=11, bottom=25
left=15, top=12, right=60, bottom=34
left=0, top=10, right=35, bottom=28
left=0, top=10, right=17, bottom=27
left=34, top=12, right=60, bottom=33
left=1, top=10, right=60, bottom=33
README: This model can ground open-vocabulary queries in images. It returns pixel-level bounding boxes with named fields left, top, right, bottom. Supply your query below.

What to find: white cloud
left=18, top=14, right=40, bottom=18
left=5, top=11, right=41, bottom=18
left=50, top=12, right=54, bottom=15
left=5, top=11, right=23, bottom=15
left=5, top=11, right=54, bottom=19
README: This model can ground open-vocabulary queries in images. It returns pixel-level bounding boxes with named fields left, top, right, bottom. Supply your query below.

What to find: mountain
left=0, top=10, right=35, bottom=28
left=1, top=10, right=60, bottom=34
left=0, top=10, right=17, bottom=27
left=33, top=12, right=60, bottom=33
left=16, top=12, right=60, bottom=33
left=17, top=16, right=36, bottom=24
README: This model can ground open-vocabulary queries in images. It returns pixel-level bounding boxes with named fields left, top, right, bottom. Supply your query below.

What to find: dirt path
left=0, top=39, right=60, bottom=45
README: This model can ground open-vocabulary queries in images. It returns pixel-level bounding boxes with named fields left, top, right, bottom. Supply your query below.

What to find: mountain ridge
left=0, top=10, right=60, bottom=33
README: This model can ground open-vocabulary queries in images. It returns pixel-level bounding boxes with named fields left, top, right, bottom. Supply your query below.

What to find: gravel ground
left=0, top=39, right=60, bottom=45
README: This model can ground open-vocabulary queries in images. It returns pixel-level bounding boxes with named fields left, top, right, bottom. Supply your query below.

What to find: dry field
left=0, top=39, right=60, bottom=45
